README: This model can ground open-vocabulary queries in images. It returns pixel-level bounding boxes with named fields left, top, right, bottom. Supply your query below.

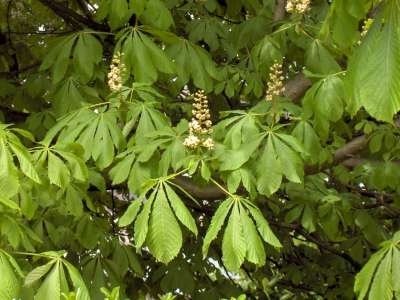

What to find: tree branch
left=171, top=176, right=225, bottom=201
left=273, top=0, right=287, bottom=22
left=271, top=221, right=361, bottom=270
left=284, top=73, right=312, bottom=102
left=75, top=0, right=93, bottom=19
left=333, top=135, right=367, bottom=164
left=36, top=0, right=108, bottom=31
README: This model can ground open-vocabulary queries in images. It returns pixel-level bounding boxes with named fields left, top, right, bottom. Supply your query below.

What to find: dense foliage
left=1, top=0, right=400, bottom=299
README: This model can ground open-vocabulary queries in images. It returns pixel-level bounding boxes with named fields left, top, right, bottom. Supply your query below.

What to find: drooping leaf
left=346, top=0, right=400, bottom=122
left=202, top=198, right=233, bottom=258
left=147, top=185, right=182, bottom=264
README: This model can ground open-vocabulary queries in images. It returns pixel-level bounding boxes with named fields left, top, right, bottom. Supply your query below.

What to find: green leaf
left=40, top=35, right=76, bottom=83
left=202, top=198, right=233, bottom=258
left=63, top=261, right=91, bottom=300
left=8, top=141, right=41, bottom=183
left=368, top=250, right=393, bottom=300
left=219, top=135, right=263, bottom=171
left=292, top=121, right=323, bottom=165
left=305, top=40, right=341, bottom=75
left=222, top=203, right=246, bottom=271
left=73, top=33, right=103, bottom=82
left=134, top=191, right=156, bottom=249
left=119, top=30, right=174, bottom=83
left=245, top=203, right=282, bottom=248
left=139, top=0, right=174, bottom=30
left=164, top=183, right=198, bottom=236
left=166, top=39, right=220, bottom=92
left=119, top=200, right=142, bottom=227
left=0, top=197, right=20, bottom=210
left=0, top=251, right=21, bottom=300
left=346, top=0, right=400, bottom=122
left=24, top=262, right=54, bottom=286
left=273, top=134, right=304, bottom=184
left=303, top=75, right=345, bottom=139
left=52, top=109, right=124, bottom=170
left=256, top=136, right=282, bottom=196
left=147, top=186, right=182, bottom=263
left=48, top=152, right=71, bottom=188
left=35, top=262, right=62, bottom=300
left=241, top=209, right=265, bottom=266
left=392, top=247, right=400, bottom=293
left=354, top=248, right=389, bottom=299
left=107, top=0, right=132, bottom=30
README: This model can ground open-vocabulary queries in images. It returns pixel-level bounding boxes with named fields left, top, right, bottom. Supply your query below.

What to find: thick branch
left=37, top=0, right=107, bottom=31
left=283, top=73, right=312, bottom=102
left=171, top=176, right=224, bottom=201
left=333, top=135, right=367, bottom=164
left=76, top=0, right=93, bottom=19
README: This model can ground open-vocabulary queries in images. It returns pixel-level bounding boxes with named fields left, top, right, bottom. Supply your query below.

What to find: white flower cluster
left=183, top=90, right=214, bottom=150
left=265, top=62, right=285, bottom=101
left=107, top=52, right=126, bottom=92
left=286, top=0, right=311, bottom=14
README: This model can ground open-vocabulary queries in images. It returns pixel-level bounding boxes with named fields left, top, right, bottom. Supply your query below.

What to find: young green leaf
left=222, top=203, right=246, bottom=271
left=164, top=183, right=198, bottom=236
left=119, top=200, right=142, bottom=227
left=147, top=186, right=182, bottom=263
left=202, top=198, right=233, bottom=258
left=346, top=0, right=400, bottom=122
left=134, top=191, right=156, bottom=249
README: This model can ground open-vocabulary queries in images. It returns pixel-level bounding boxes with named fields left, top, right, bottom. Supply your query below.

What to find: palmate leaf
left=97, top=0, right=132, bottom=30
left=127, top=181, right=197, bottom=263
left=44, top=108, right=125, bottom=170
left=166, top=39, right=221, bottom=92
left=50, top=78, right=88, bottom=115
left=319, top=0, right=372, bottom=50
left=354, top=232, right=400, bottom=300
left=33, top=144, right=88, bottom=188
left=305, top=40, right=341, bottom=75
left=40, top=32, right=102, bottom=83
left=132, top=0, right=174, bottom=30
left=292, top=120, right=323, bottom=165
left=346, top=0, right=400, bottom=122
left=219, top=134, right=264, bottom=171
left=109, top=142, right=162, bottom=193
left=202, top=196, right=281, bottom=271
left=214, top=111, right=260, bottom=150
left=303, top=74, right=345, bottom=140
left=256, top=132, right=305, bottom=196
left=24, top=253, right=90, bottom=300
left=116, top=28, right=174, bottom=83
left=123, top=100, right=170, bottom=142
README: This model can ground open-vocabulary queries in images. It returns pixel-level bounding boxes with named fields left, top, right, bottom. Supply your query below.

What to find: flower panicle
left=265, top=61, right=285, bottom=102
left=107, top=52, right=126, bottom=92
left=183, top=90, right=214, bottom=150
